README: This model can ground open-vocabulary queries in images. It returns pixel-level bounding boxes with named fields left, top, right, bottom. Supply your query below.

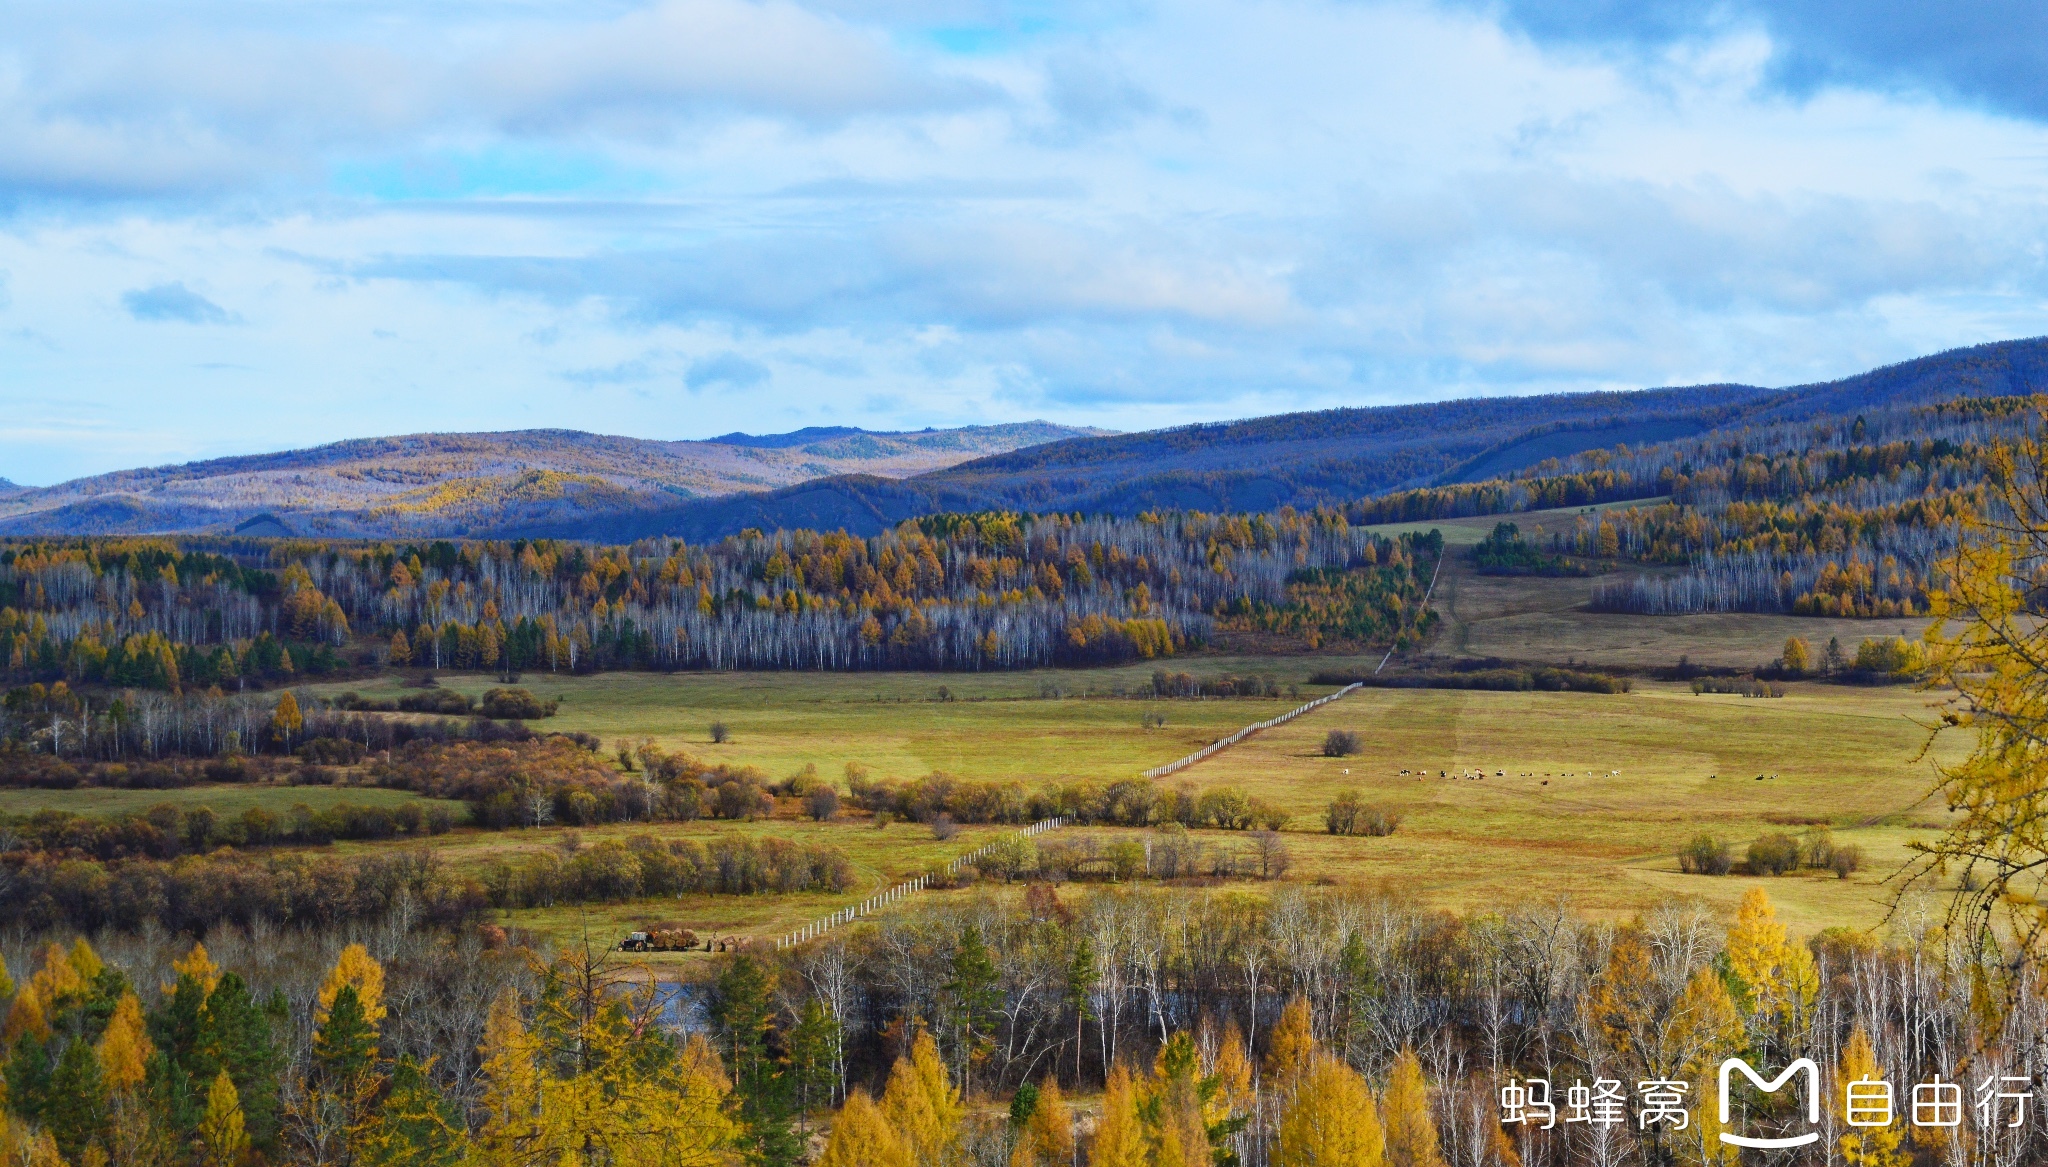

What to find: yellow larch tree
left=1009, top=1077, right=1074, bottom=1167
left=197, top=1071, right=249, bottom=1167
left=1836, top=1028, right=1908, bottom=1167
left=1089, top=1064, right=1147, bottom=1167
left=1724, top=889, right=1818, bottom=1038
left=96, top=993, right=154, bottom=1094
left=472, top=990, right=543, bottom=1167
left=1266, top=998, right=1317, bottom=1093
left=1275, top=1051, right=1385, bottom=1167
left=882, top=1031, right=962, bottom=1167
left=315, top=944, right=387, bottom=1029
left=1666, top=968, right=1744, bottom=1167
left=168, top=941, right=222, bottom=996
left=1148, top=1033, right=1211, bottom=1167
left=24, top=1131, right=66, bottom=1167
left=1209, top=1023, right=1255, bottom=1129
left=1381, top=1046, right=1445, bottom=1167
left=819, top=1090, right=909, bottom=1167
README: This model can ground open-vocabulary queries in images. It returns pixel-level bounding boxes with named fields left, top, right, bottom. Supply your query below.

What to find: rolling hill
left=0, top=422, right=1104, bottom=539
left=8, top=337, right=2046, bottom=543
left=547, top=337, right=2048, bottom=541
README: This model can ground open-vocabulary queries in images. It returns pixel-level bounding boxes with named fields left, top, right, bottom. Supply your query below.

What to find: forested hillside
left=0, top=511, right=1440, bottom=693
left=558, top=336, right=2048, bottom=541
left=0, top=423, right=1102, bottom=540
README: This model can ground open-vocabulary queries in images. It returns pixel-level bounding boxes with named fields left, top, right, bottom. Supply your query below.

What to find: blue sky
left=3, top=0, right=2047, bottom=485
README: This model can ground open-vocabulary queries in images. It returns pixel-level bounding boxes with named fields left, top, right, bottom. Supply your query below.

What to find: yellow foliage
left=316, top=944, right=387, bottom=1029
left=472, top=990, right=541, bottom=1166
left=197, top=1071, right=248, bottom=1167
left=1266, top=997, right=1317, bottom=1089
left=1382, top=1047, right=1445, bottom=1167
left=1, top=987, right=47, bottom=1045
left=1275, top=1052, right=1384, bottom=1167
left=1836, top=1028, right=1908, bottom=1167
left=883, top=1031, right=961, bottom=1167
left=1089, top=1064, right=1147, bottom=1167
left=169, top=941, right=222, bottom=996
left=97, top=994, right=155, bottom=1094
left=820, top=1090, right=909, bottom=1167
left=1009, top=1077, right=1074, bottom=1167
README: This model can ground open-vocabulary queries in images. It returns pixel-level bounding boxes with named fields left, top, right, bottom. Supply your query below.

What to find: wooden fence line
left=774, top=816, right=1068, bottom=950
left=1140, top=547, right=1445, bottom=780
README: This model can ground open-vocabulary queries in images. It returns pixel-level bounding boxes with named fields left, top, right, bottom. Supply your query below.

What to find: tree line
left=0, top=511, right=1436, bottom=689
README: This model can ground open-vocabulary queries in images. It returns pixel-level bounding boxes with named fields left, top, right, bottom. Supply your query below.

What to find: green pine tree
left=944, top=926, right=1001, bottom=1094
left=787, top=996, right=842, bottom=1122
left=6, top=1034, right=54, bottom=1126
left=313, top=983, right=379, bottom=1082
left=359, top=1057, right=467, bottom=1167
left=45, top=1036, right=109, bottom=1160
left=205, top=973, right=282, bottom=1150
left=1064, top=938, right=1095, bottom=1082
left=710, top=955, right=800, bottom=1167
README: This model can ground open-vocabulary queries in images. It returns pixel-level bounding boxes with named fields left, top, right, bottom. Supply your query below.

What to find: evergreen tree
left=313, top=984, right=379, bottom=1082
left=204, top=974, right=281, bottom=1150
left=944, top=927, right=1001, bottom=1093
left=710, top=955, right=798, bottom=1167
left=359, top=1058, right=467, bottom=1167
left=5, top=1035, right=54, bottom=1126
left=786, top=997, right=842, bottom=1120
left=44, top=1037, right=108, bottom=1160
left=1064, top=939, right=1095, bottom=1084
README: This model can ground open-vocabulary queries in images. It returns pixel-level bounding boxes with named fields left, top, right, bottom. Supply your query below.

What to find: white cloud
left=2, top=0, right=2047, bottom=484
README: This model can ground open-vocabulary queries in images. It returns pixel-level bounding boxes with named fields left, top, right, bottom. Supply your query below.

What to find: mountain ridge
left=0, top=422, right=1106, bottom=538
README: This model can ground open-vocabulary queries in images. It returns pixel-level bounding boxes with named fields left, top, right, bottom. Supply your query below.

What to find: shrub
left=1829, top=845, right=1863, bottom=878
left=397, top=689, right=475, bottom=715
left=931, top=813, right=960, bottom=842
left=1248, top=830, right=1291, bottom=879
left=1746, top=832, right=1801, bottom=876
left=295, top=737, right=366, bottom=766
left=480, top=687, right=556, bottom=720
left=1325, top=790, right=1363, bottom=835
left=805, top=786, right=840, bottom=823
left=1323, top=729, right=1362, bottom=757
left=1354, top=807, right=1400, bottom=837
left=1678, top=833, right=1732, bottom=875
left=709, top=722, right=730, bottom=744
left=1324, top=790, right=1396, bottom=836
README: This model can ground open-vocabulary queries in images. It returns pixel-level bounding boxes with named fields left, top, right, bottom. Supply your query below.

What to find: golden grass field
left=308, top=661, right=1975, bottom=949
left=0, top=782, right=467, bottom=819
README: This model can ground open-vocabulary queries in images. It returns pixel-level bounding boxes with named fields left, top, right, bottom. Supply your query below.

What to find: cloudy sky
left=4, top=0, right=2047, bottom=484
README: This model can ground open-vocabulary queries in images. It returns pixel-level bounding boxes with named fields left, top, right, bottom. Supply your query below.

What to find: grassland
left=306, top=663, right=1348, bottom=785
left=306, top=663, right=1971, bottom=947
left=1173, top=679, right=1961, bottom=935
left=0, top=782, right=467, bottom=819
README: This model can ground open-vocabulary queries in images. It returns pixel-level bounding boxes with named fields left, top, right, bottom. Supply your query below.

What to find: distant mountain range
left=0, top=422, right=1106, bottom=538
left=539, top=337, right=2048, bottom=542
left=6, top=337, right=2046, bottom=542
